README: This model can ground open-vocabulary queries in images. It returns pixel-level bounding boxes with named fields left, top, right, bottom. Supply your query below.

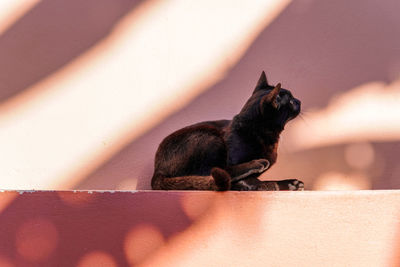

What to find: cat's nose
left=290, top=99, right=301, bottom=113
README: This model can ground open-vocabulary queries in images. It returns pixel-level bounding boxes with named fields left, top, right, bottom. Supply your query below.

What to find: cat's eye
left=278, top=92, right=289, bottom=98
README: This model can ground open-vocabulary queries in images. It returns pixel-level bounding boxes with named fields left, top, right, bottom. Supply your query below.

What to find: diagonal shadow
left=77, top=0, right=400, bottom=190
left=0, top=0, right=144, bottom=103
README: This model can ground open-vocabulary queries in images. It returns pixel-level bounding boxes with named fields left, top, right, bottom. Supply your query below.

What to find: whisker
left=298, top=113, right=312, bottom=128
left=300, top=110, right=312, bottom=117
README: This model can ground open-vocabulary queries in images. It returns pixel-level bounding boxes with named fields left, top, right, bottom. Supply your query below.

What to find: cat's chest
left=227, top=144, right=252, bottom=165
left=226, top=136, right=274, bottom=165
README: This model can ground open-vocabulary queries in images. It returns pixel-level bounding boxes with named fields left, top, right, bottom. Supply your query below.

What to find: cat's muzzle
left=289, top=98, right=301, bottom=115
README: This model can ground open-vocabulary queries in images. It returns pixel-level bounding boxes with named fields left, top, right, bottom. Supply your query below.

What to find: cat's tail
left=211, top=167, right=231, bottom=191
left=151, top=167, right=231, bottom=191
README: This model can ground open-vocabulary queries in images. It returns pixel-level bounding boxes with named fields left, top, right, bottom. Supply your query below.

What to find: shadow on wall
left=77, top=0, right=400, bottom=190
left=0, top=0, right=144, bottom=103
left=0, top=191, right=196, bottom=266
left=0, top=191, right=270, bottom=266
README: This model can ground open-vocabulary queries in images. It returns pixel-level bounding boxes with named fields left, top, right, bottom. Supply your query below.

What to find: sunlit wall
left=0, top=0, right=399, bottom=190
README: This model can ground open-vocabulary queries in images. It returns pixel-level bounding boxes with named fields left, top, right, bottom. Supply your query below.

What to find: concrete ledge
left=0, top=190, right=399, bottom=266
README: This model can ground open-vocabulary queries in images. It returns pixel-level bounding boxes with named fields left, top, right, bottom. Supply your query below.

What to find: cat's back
left=157, top=119, right=230, bottom=153
left=192, top=119, right=231, bottom=130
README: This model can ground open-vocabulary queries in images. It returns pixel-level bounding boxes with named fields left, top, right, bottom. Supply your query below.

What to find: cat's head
left=239, top=71, right=301, bottom=130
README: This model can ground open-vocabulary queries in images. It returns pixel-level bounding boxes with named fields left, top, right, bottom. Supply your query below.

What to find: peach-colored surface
left=1, top=190, right=400, bottom=266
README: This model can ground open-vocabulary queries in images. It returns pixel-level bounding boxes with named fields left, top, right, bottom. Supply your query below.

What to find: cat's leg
left=230, top=176, right=268, bottom=191
left=227, top=159, right=270, bottom=182
left=152, top=167, right=231, bottom=191
left=231, top=176, right=304, bottom=191
left=258, top=179, right=304, bottom=191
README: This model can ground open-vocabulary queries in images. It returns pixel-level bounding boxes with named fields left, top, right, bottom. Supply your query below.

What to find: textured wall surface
left=1, top=190, right=400, bottom=266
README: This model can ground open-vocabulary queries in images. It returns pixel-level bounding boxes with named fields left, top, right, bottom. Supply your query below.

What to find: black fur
left=151, top=71, right=304, bottom=191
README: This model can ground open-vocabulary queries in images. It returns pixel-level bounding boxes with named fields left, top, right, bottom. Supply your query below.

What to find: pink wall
left=1, top=190, right=400, bottom=266
left=0, top=0, right=399, bottom=190
left=0, top=191, right=192, bottom=266
left=77, top=0, right=400, bottom=190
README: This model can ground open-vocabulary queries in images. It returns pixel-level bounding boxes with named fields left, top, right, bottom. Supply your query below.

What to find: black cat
left=151, top=72, right=304, bottom=191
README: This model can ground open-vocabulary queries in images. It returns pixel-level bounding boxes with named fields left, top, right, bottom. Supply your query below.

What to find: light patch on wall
left=141, top=192, right=400, bottom=266
left=15, top=218, right=58, bottom=262
left=0, top=255, right=14, bottom=267
left=313, top=172, right=371, bottom=190
left=116, top=179, right=138, bottom=190
left=124, top=224, right=165, bottom=265
left=57, top=191, right=96, bottom=207
left=0, top=0, right=39, bottom=34
left=287, top=80, right=400, bottom=151
left=0, top=192, right=18, bottom=214
left=344, top=142, right=375, bottom=170
left=181, top=193, right=215, bottom=221
left=77, top=251, right=117, bottom=267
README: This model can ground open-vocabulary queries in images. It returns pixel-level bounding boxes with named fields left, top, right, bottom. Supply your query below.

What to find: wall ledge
left=0, top=190, right=399, bottom=266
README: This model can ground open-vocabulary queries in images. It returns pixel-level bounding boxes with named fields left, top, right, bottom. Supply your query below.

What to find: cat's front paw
left=230, top=159, right=271, bottom=183
left=253, top=159, right=270, bottom=173
left=277, top=179, right=304, bottom=191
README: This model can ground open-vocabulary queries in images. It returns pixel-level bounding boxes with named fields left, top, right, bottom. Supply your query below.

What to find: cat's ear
left=253, top=71, right=269, bottom=93
left=260, top=83, right=281, bottom=111
left=257, top=71, right=269, bottom=87
left=270, top=83, right=281, bottom=109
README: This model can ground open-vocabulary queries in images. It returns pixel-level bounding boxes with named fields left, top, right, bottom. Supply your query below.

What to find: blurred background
left=0, top=0, right=399, bottom=191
